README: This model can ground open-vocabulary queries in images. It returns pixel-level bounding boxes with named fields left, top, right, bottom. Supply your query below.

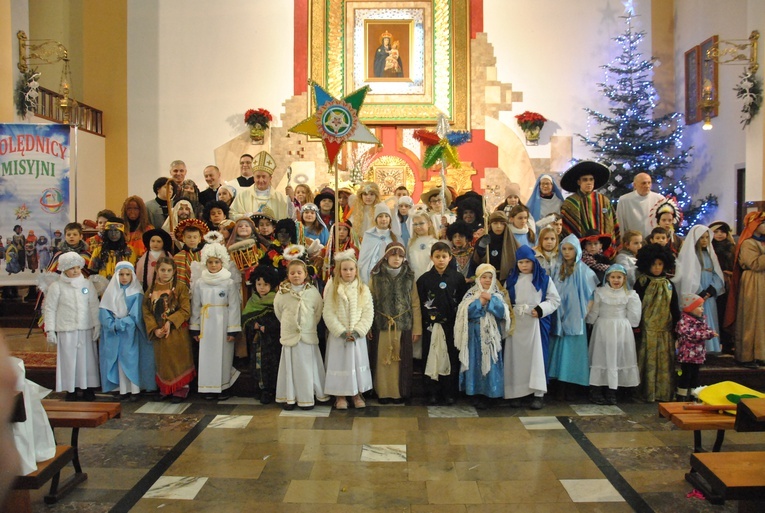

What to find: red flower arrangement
left=244, top=108, right=273, bottom=128
left=514, top=111, right=547, bottom=131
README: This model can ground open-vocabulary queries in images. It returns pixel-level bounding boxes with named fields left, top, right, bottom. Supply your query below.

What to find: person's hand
left=254, top=322, right=261, bottom=330
left=712, top=331, right=719, bottom=338
left=193, top=335, right=200, bottom=342
left=46, top=332, right=57, bottom=345
left=412, top=334, right=421, bottom=343
left=163, top=321, right=171, bottom=338
left=227, top=335, right=235, bottom=342
left=154, top=328, right=164, bottom=338
left=531, top=309, right=539, bottom=318
left=474, top=228, right=485, bottom=239
left=259, top=326, right=266, bottom=333
left=285, top=185, right=294, bottom=199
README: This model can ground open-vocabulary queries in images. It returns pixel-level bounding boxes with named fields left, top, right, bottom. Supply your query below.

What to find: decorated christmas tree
left=577, top=11, right=717, bottom=234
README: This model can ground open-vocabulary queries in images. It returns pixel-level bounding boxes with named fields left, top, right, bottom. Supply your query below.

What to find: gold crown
left=380, top=30, right=393, bottom=43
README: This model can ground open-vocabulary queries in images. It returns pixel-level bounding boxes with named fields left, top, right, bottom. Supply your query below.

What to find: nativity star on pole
left=289, top=81, right=380, bottom=166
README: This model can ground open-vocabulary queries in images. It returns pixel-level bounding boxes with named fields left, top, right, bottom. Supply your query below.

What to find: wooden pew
left=6, top=445, right=75, bottom=512
left=689, top=451, right=765, bottom=511
left=658, top=402, right=736, bottom=452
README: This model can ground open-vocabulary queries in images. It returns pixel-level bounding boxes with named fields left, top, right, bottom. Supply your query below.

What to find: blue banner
left=0, top=123, right=71, bottom=285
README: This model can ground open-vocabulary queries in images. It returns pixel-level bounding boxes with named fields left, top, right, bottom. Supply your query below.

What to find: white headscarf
left=672, top=224, right=725, bottom=297
left=100, top=261, right=143, bottom=318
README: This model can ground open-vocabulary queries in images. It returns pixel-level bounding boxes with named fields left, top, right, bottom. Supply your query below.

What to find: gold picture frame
left=309, top=0, right=470, bottom=128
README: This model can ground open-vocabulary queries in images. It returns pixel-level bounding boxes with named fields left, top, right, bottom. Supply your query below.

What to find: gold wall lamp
left=705, top=30, right=759, bottom=75
left=17, top=30, right=75, bottom=124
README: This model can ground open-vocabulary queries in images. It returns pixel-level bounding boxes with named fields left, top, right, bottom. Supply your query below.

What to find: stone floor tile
left=142, top=476, right=208, bottom=500
left=560, top=479, right=625, bottom=502
left=283, top=480, right=340, bottom=504
left=299, top=443, right=362, bottom=462
left=477, top=479, right=573, bottom=503
left=586, top=431, right=667, bottom=448
left=360, top=444, right=407, bottom=462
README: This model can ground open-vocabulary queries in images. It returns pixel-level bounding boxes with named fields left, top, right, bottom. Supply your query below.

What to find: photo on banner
left=0, top=123, right=72, bottom=286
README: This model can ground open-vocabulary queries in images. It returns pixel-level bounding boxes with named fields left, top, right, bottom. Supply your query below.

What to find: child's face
left=319, top=199, right=334, bottom=212
left=428, top=196, right=444, bottom=212
left=431, top=250, right=451, bottom=272
left=295, top=187, right=308, bottom=204
left=650, top=258, right=665, bottom=276
left=376, top=214, right=391, bottom=230
left=697, top=232, right=710, bottom=249
left=626, top=235, right=643, bottom=254
left=658, top=213, right=674, bottom=231
left=386, top=251, right=404, bottom=269
left=398, top=203, right=411, bottom=216
left=236, top=222, right=252, bottom=238
left=517, top=259, right=534, bottom=274
left=756, top=223, right=765, bottom=236
left=552, top=219, right=563, bottom=235
left=511, top=211, right=528, bottom=230
left=118, top=268, right=132, bottom=286
left=255, top=278, right=272, bottom=297
left=177, top=204, right=192, bottom=220
left=395, top=189, right=409, bottom=198
left=288, top=265, right=307, bottom=286
left=106, top=227, right=122, bottom=242
left=607, top=272, right=625, bottom=289
left=302, top=210, right=316, bottom=224
left=362, top=191, right=376, bottom=205
left=479, top=272, right=493, bottom=290
left=149, top=235, right=165, bottom=252
left=462, top=210, right=476, bottom=224
left=336, top=225, right=349, bottom=242
left=561, top=243, right=576, bottom=262
left=183, top=230, right=201, bottom=249
left=505, top=195, right=520, bottom=207
left=125, top=201, right=141, bottom=221
left=96, top=216, right=109, bottom=231
left=209, top=208, right=226, bottom=224
left=64, top=266, right=82, bottom=278
left=413, top=218, right=429, bottom=236
left=584, top=240, right=602, bottom=255
left=652, top=233, right=668, bottom=246
left=156, top=263, right=174, bottom=283
left=338, top=191, right=350, bottom=208
left=691, top=304, right=705, bottom=317
left=451, top=233, right=467, bottom=249
left=258, top=220, right=274, bottom=236
left=490, top=221, right=506, bottom=236
left=541, top=233, right=557, bottom=252
left=713, top=229, right=727, bottom=242
left=65, top=229, right=82, bottom=246
left=339, top=260, right=357, bottom=283
left=206, top=257, right=223, bottom=274
left=218, top=188, right=233, bottom=204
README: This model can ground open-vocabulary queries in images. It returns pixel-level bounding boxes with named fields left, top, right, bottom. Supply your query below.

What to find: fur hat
left=446, top=220, right=475, bottom=240
left=200, top=232, right=230, bottom=265
left=636, top=242, right=676, bottom=274
left=58, top=252, right=85, bottom=272
left=252, top=151, right=277, bottom=175
left=249, top=264, right=280, bottom=289
left=681, top=293, right=705, bottom=313
left=334, top=248, right=357, bottom=263
left=457, top=197, right=483, bottom=221
left=560, top=161, right=610, bottom=193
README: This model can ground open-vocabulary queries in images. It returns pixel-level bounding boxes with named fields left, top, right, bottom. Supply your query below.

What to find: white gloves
left=92, top=329, right=100, bottom=342
left=46, top=332, right=57, bottom=345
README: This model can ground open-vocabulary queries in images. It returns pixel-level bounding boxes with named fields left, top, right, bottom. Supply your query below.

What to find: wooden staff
left=483, top=193, right=490, bottom=263
left=165, top=178, right=174, bottom=234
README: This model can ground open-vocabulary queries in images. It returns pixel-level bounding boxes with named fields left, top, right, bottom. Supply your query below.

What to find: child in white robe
left=189, top=232, right=242, bottom=400
left=503, top=245, right=560, bottom=410
left=322, top=250, right=375, bottom=409
left=358, top=203, right=397, bottom=284
left=275, top=259, right=329, bottom=410
left=44, top=252, right=101, bottom=401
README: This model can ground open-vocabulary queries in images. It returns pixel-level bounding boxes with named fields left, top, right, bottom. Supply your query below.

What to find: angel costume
left=455, top=264, right=512, bottom=399
left=503, top=246, right=560, bottom=400
left=322, top=272, right=375, bottom=397
left=358, top=226, right=395, bottom=284
left=548, top=235, right=599, bottom=387
left=189, top=243, right=242, bottom=395
left=672, top=225, right=725, bottom=353
left=99, top=262, right=156, bottom=395
left=408, top=235, right=437, bottom=281
left=586, top=265, right=642, bottom=390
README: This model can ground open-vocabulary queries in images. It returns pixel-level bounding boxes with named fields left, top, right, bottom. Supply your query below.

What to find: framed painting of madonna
left=309, top=0, right=470, bottom=128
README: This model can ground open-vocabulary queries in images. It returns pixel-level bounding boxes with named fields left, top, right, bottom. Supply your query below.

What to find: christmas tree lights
left=577, top=12, right=717, bottom=234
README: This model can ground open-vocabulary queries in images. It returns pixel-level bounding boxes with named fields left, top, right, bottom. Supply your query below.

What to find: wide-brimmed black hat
left=313, top=191, right=335, bottom=207
left=142, top=228, right=173, bottom=252
left=560, top=161, right=610, bottom=193
left=579, top=229, right=612, bottom=251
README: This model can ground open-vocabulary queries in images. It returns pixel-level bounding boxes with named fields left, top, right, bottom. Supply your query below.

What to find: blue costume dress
left=548, top=235, right=599, bottom=386
left=698, top=250, right=724, bottom=352
left=455, top=269, right=510, bottom=398
left=99, top=263, right=157, bottom=393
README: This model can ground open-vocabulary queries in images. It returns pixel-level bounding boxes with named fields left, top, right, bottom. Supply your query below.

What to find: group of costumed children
left=38, top=184, right=765, bottom=409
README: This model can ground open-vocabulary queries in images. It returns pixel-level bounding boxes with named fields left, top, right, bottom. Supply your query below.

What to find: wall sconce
left=17, top=30, right=76, bottom=124
left=706, top=30, right=759, bottom=75
left=699, top=79, right=719, bottom=130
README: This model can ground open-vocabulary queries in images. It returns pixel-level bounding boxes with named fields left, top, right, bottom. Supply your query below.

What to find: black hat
left=579, top=229, right=612, bottom=251
left=456, top=197, right=483, bottom=220
left=446, top=220, right=475, bottom=240
left=275, top=218, right=298, bottom=244
left=560, top=161, right=610, bottom=193
left=708, top=221, right=731, bottom=234
left=636, top=242, right=676, bottom=274
left=249, top=264, right=281, bottom=289
left=142, top=228, right=173, bottom=252
left=314, top=191, right=335, bottom=207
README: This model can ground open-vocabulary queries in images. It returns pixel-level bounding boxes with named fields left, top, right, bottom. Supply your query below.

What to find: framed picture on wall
left=700, top=35, right=719, bottom=118
left=684, top=46, right=701, bottom=124
left=309, top=0, right=469, bottom=127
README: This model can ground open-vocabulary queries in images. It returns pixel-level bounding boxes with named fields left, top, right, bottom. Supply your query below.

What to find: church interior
left=2, top=0, right=765, bottom=512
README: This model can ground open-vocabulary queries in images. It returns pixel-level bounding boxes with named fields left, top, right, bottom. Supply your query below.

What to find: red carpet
left=10, top=350, right=57, bottom=369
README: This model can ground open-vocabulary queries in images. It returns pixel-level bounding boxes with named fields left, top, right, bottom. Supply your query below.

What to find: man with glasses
left=421, top=187, right=454, bottom=238
left=226, top=154, right=255, bottom=192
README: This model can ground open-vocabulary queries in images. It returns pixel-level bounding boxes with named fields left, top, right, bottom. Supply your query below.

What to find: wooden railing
left=34, top=86, right=104, bottom=136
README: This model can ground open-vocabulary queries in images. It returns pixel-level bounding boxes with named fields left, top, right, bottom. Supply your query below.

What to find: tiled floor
left=5, top=328, right=760, bottom=512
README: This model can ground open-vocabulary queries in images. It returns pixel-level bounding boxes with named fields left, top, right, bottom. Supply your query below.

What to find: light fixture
left=17, top=30, right=76, bottom=124
left=699, top=79, right=719, bottom=131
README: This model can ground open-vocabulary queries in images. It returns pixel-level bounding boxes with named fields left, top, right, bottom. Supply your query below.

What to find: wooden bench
left=689, top=451, right=765, bottom=511
left=39, top=401, right=122, bottom=503
left=658, top=402, right=737, bottom=452
left=5, top=445, right=75, bottom=512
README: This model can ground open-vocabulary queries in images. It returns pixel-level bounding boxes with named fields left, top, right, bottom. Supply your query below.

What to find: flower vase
left=249, top=125, right=266, bottom=145
left=523, top=126, right=542, bottom=146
